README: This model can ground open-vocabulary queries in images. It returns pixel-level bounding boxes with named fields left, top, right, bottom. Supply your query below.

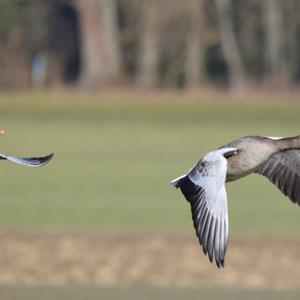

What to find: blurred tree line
left=0, top=0, right=300, bottom=90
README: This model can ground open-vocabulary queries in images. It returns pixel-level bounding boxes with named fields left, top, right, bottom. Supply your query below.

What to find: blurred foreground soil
left=0, top=230, right=299, bottom=289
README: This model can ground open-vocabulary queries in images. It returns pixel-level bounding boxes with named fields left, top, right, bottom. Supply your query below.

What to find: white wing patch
left=171, top=147, right=236, bottom=267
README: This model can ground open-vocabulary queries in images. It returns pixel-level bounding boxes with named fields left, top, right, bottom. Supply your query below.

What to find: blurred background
left=0, top=0, right=300, bottom=299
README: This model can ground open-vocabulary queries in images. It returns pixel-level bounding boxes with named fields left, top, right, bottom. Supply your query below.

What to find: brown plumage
left=171, top=135, right=300, bottom=268
left=223, top=135, right=300, bottom=205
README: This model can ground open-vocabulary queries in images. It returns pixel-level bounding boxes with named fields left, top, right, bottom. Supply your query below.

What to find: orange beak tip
left=0, top=130, right=6, bottom=136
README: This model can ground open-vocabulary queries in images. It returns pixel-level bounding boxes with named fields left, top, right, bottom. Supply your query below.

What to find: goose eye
left=223, top=150, right=238, bottom=159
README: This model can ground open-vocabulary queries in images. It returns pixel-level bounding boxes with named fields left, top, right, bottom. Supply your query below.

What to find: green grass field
left=0, top=91, right=299, bottom=233
left=0, top=91, right=300, bottom=299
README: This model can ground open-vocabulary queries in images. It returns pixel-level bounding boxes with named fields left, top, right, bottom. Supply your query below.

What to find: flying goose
left=0, top=130, right=53, bottom=167
left=170, top=135, right=300, bottom=268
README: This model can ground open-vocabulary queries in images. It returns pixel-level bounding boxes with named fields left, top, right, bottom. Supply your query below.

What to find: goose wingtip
left=170, top=174, right=186, bottom=188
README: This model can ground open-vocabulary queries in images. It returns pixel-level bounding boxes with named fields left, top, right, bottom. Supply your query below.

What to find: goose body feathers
left=171, top=135, right=300, bottom=267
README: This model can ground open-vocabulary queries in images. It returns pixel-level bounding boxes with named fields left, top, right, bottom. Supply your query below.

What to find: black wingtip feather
left=177, top=176, right=205, bottom=203
left=36, top=153, right=54, bottom=163
left=28, top=153, right=54, bottom=166
left=23, top=153, right=54, bottom=167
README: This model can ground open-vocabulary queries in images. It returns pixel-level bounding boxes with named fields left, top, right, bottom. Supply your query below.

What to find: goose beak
left=0, top=129, right=5, bottom=136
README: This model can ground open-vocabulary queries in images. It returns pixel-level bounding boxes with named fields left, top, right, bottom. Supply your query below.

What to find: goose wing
left=171, top=148, right=236, bottom=268
left=256, top=150, right=300, bottom=205
left=0, top=153, right=54, bottom=167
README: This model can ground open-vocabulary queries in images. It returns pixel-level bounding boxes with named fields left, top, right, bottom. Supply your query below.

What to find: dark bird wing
left=255, top=150, right=300, bottom=205
left=0, top=153, right=54, bottom=167
left=171, top=148, right=236, bottom=268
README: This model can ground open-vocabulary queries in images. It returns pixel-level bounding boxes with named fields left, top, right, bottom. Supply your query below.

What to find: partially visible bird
left=0, top=129, right=53, bottom=167
left=170, top=135, right=300, bottom=268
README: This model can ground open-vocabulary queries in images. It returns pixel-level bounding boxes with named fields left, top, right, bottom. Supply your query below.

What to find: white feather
left=170, top=174, right=186, bottom=187
left=265, top=136, right=284, bottom=140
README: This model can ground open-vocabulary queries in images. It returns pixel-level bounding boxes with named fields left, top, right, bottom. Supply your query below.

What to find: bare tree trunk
left=100, top=0, right=123, bottom=82
left=185, top=0, right=206, bottom=88
left=215, top=0, right=246, bottom=89
left=264, top=0, right=288, bottom=86
left=285, top=1, right=299, bottom=82
left=6, top=31, right=30, bottom=89
left=76, top=0, right=122, bottom=89
left=77, top=0, right=105, bottom=88
left=136, top=2, right=160, bottom=89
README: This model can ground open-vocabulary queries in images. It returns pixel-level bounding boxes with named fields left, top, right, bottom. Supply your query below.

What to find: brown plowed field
left=0, top=230, right=299, bottom=289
